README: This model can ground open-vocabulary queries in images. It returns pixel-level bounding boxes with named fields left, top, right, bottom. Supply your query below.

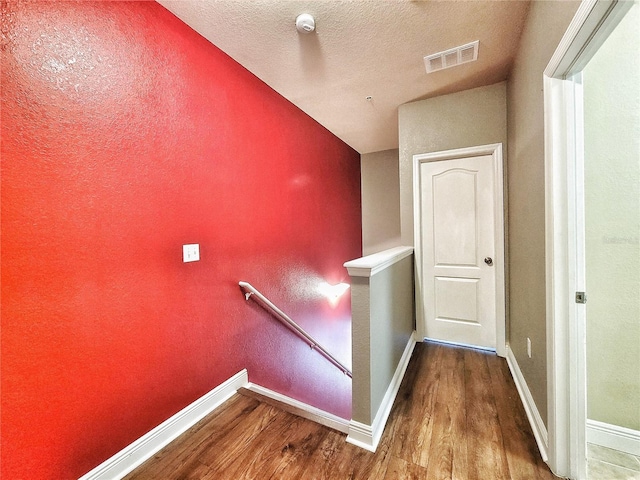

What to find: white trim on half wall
left=347, top=332, right=417, bottom=452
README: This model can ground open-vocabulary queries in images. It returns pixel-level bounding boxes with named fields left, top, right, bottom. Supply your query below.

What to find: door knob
left=484, top=257, right=493, bottom=266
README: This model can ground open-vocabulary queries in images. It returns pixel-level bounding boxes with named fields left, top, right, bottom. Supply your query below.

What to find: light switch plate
left=183, top=244, right=200, bottom=262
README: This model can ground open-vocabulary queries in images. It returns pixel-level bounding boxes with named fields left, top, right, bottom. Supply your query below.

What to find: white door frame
left=413, top=143, right=506, bottom=358
left=543, top=1, right=633, bottom=477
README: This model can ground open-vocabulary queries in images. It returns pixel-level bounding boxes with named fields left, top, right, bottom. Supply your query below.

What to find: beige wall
left=349, top=250, right=414, bottom=425
left=583, top=2, right=640, bottom=431
left=361, top=149, right=402, bottom=256
left=389, top=0, right=584, bottom=434
left=507, top=0, right=580, bottom=427
left=398, top=82, right=508, bottom=246
left=350, top=275, right=373, bottom=422
left=368, top=254, right=414, bottom=415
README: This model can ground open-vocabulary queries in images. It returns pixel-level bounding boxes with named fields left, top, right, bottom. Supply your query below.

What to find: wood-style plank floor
left=125, top=342, right=558, bottom=479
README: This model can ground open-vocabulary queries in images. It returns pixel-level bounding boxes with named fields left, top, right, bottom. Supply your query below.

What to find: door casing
left=544, top=1, right=634, bottom=478
left=413, top=143, right=506, bottom=357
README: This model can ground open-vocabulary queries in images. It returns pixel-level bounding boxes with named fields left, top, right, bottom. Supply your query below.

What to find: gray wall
left=350, top=253, right=415, bottom=425
left=369, top=0, right=581, bottom=434
left=506, top=0, right=581, bottom=427
left=583, top=2, right=640, bottom=431
left=369, top=255, right=414, bottom=417
left=361, top=149, right=402, bottom=256
left=398, top=82, right=508, bottom=246
left=351, top=275, right=374, bottom=423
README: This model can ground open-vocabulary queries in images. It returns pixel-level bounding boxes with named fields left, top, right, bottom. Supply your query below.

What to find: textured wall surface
left=0, top=2, right=361, bottom=479
left=368, top=254, right=414, bottom=417
left=158, top=0, right=530, bottom=154
left=349, top=250, right=414, bottom=425
left=350, top=275, right=373, bottom=423
left=398, top=82, right=507, bottom=246
left=360, top=149, right=401, bottom=256
left=506, top=0, right=580, bottom=427
left=584, top=2, right=640, bottom=431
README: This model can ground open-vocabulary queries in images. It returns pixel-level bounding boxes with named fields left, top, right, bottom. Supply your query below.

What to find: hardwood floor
left=125, top=342, right=558, bottom=479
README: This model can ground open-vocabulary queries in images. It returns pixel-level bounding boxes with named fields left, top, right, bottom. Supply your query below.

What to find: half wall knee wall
left=344, top=246, right=416, bottom=451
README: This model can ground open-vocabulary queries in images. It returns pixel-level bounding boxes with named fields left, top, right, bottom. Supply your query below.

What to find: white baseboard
left=346, top=419, right=377, bottom=452
left=587, top=419, right=640, bottom=456
left=243, top=383, right=350, bottom=434
left=505, top=346, right=549, bottom=462
left=78, top=370, right=249, bottom=480
left=347, top=331, right=417, bottom=452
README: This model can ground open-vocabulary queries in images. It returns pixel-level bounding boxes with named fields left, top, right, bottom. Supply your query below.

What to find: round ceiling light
left=295, top=13, right=315, bottom=34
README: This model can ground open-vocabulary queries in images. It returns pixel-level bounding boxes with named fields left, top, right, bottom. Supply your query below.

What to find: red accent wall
left=0, top=2, right=361, bottom=478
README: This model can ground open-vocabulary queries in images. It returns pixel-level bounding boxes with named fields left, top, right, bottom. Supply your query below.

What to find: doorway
left=544, top=1, right=639, bottom=478
left=413, top=143, right=506, bottom=357
left=582, top=3, right=640, bottom=478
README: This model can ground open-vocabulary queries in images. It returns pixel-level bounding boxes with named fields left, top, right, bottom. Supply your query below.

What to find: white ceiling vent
left=424, top=40, right=479, bottom=74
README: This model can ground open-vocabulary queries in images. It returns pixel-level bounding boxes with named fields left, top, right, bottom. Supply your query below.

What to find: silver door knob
left=484, top=257, right=493, bottom=266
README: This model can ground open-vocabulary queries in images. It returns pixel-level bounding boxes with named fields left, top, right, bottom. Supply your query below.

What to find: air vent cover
left=424, top=40, right=479, bottom=73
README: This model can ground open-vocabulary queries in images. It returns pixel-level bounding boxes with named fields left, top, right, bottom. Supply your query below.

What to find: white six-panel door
left=413, top=144, right=505, bottom=354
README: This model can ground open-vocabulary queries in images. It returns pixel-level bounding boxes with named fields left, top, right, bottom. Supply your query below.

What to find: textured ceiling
left=157, top=0, right=531, bottom=154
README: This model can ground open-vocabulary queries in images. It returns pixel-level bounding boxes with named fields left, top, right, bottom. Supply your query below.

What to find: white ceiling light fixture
left=424, top=40, right=479, bottom=73
left=295, top=13, right=315, bottom=34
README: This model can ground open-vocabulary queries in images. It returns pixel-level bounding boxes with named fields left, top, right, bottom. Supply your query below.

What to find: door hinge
left=575, top=292, right=587, bottom=304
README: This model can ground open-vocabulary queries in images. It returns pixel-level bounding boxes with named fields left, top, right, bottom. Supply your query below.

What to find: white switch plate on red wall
left=183, top=244, right=200, bottom=262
